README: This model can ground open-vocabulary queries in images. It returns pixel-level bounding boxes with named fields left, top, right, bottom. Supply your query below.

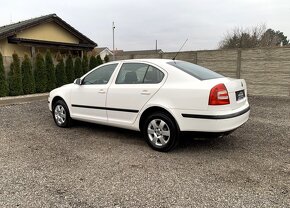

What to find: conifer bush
left=65, top=54, right=74, bottom=83
left=96, top=55, right=103, bottom=66
left=89, top=55, right=98, bottom=70
left=34, top=53, right=47, bottom=93
left=82, top=54, right=89, bottom=74
left=74, top=57, right=83, bottom=78
left=55, top=58, right=66, bottom=87
left=8, top=53, right=23, bottom=96
left=45, top=50, right=56, bottom=91
left=104, top=55, right=109, bottom=63
left=21, top=54, right=35, bottom=94
left=0, top=52, right=8, bottom=97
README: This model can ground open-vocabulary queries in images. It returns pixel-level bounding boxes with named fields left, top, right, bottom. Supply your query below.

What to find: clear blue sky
left=1, top=0, right=290, bottom=51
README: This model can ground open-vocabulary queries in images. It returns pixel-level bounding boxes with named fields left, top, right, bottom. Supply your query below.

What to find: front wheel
left=143, top=112, right=179, bottom=152
left=53, top=100, right=72, bottom=128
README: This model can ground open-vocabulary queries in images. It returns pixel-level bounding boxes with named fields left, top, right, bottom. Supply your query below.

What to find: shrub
left=8, top=53, right=23, bottom=96
left=104, top=54, right=109, bottom=63
left=45, top=50, right=56, bottom=91
left=82, top=54, right=89, bottom=74
left=34, top=53, right=47, bottom=93
left=0, top=52, right=8, bottom=97
left=65, top=54, right=74, bottom=83
left=55, top=58, right=67, bottom=87
left=21, top=54, right=35, bottom=94
left=96, top=55, right=103, bottom=66
left=89, top=55, right=97, bottom=70
left=74, top=57, right=83, bottom=78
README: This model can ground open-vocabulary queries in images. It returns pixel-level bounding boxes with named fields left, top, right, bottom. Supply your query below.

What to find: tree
left=74, top=57, right=83, bottom=78
left=8, top=53, right=23, bottom=96
left=219, top=25, right=265, bottom=49
left=89, top=55, right=98, bottom=70
left=65, top=54, right=74, bottom=83
left=96, top=55, right=103, bottom=66
left=45, top=50, right=56, bottom=91
left=260, top=29, right=289, bottom=47
left=34, top=53, right=47, bottom=93
left=104, top=54, right=109, bottom=63
left=55, top=58, right=67, bottom=87
left=82, top=54, right=89, bottom=74
left=21, top=54, right=35, bottom=94
left=0, top=52, right=8, bottom=97
left=219, top=24, right=289, bottom=49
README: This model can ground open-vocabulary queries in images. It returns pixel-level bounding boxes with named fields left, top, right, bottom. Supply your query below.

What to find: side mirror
left=74, top=78, right=82, bottom=85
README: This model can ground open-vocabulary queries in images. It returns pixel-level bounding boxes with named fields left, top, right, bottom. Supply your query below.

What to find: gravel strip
left=0, top=96, right=289, bottom=207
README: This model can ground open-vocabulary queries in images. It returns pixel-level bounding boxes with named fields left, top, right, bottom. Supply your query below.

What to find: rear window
left=167, top=61, right=224, bottom=80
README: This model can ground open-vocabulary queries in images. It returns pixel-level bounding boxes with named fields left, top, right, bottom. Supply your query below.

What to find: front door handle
left=141, top=90, right=151, bottom=95
left=98, top=89, right=106, bottom=94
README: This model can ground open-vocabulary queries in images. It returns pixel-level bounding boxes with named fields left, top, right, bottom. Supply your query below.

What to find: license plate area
left=235, top=90, right=245, bottom=101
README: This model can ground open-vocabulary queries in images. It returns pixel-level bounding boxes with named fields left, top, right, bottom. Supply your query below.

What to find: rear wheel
left=143, top=112, right=179, bottom=152
left=53, top=100, right=72, bottom=128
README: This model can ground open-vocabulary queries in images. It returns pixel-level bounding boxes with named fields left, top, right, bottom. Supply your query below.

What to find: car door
left=106, top=62, right=165, bottom=125
left=70, top=63, right=119, bottom=123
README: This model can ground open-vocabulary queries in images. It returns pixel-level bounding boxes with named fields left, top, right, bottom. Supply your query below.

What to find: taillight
left=209, top=83, right=230, bottom=105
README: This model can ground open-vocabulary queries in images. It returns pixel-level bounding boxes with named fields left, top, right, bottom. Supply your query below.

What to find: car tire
left=53, top=100, right=72, bottom=128
left=143, top=112, right=179, bottom=152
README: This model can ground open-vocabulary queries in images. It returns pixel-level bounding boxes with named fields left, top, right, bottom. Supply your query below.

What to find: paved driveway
left=0, top=96, right=289, bottom=207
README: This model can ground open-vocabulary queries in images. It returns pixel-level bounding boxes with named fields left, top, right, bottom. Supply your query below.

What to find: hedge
left=1, top=52, right=96, bottom=97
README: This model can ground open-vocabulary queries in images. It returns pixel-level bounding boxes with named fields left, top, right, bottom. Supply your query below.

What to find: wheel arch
left=51, top=96, right=66, bottom=108
left=139, top=106, right=180, bottom=132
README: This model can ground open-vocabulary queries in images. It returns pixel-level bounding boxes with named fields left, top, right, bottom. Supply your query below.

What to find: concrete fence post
left=194, top=52, right=198, bottom=64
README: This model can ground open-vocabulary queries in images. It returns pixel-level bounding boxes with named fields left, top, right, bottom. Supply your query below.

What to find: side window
left=116, top=63, right=164, bottom=84
left=144, top=66, right=164, bottom=84
left=116, top=63, right=148, bottom=84
left=82, top=64, right=118, bottom=85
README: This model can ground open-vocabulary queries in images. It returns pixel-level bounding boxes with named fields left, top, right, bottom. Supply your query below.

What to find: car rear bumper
left=173, top=105, right=250, bottom=132
left=182, top=106, right=250, bottom=120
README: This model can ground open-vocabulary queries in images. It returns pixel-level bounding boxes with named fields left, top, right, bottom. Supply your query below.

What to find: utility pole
left=156, top=40, right=157, bottom=52
left=112, top=21, right=115, bottom=61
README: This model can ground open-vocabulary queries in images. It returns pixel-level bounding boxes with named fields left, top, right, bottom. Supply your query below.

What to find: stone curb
left=0, top=93, right=49, bottom=106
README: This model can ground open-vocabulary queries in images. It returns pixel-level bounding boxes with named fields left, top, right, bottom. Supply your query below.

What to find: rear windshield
left=167, top=61, right=224, bottom=80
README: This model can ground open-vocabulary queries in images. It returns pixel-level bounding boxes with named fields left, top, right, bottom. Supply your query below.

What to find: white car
left=48, top=59, right=250, bottom=151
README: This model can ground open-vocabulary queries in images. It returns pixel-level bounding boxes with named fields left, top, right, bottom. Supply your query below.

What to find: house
left=0, top=13, right=97, bottom=70
left=92, top=47, right=113, bottom=60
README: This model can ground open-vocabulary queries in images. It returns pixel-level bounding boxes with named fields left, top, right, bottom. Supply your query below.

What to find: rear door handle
left=98, top=89, right=106, bottom=94
left=141, top=90, right=151, bottom=95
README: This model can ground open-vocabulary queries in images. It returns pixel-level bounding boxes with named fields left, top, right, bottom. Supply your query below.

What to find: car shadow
left=176, top=134, right=239, bottom=152
left=74, top=120, right=144, bottom=141
left=72, top=120, right=238, bottom=153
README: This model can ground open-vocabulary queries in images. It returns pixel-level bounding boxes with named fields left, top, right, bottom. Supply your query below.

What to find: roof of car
left=111, top=59, right=177, bottom=64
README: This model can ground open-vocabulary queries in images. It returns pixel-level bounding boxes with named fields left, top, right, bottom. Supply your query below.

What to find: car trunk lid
left=203, top=78, right=248, bottom=111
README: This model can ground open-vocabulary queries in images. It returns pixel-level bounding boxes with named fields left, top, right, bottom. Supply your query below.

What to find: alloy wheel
left=147, top=119, right=171, bottom=147
left=54, top=105, right=66, bottom=125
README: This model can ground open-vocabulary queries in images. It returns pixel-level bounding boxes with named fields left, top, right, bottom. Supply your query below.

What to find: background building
left=92, top=47, right=113, bottom=60
left=0, top=13, right=97, bottom=71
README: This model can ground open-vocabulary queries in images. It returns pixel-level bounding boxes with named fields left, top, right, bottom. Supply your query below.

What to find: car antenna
left=172, top=38, right=188, bottom=61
